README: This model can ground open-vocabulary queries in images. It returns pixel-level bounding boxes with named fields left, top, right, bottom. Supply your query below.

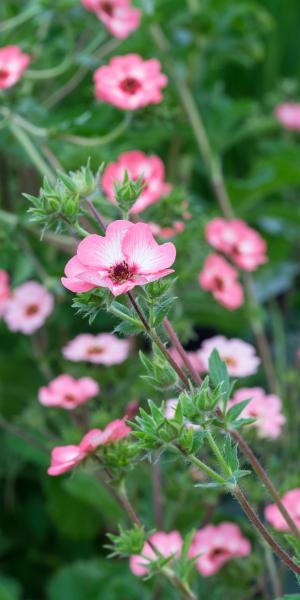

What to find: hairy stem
left=163, top=318, right=202, bottom=386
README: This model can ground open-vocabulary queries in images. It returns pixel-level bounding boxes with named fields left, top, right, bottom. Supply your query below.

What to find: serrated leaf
left=208, top=349, right=230, bottom=404
left=226, top=399, right=250, bottom=423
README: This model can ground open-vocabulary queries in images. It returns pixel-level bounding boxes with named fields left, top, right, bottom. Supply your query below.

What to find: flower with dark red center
left=61, top=220, right=176, bottom=297
left=197, top=335, right=260, bottom=377
left=199, top=253, right=244, bottom=310
left=102, top=150, right=171, bottom=214
left=62, top=333, right=130, bottom=365
left=3, top=281, right=54, bottom=335
left=0, top=46, right=30, bottom=89
left=94, top=54, right=167, bottom=110
left=81, top=0, right=141, bottom=39
left=39, top=374, right=99, bottom=410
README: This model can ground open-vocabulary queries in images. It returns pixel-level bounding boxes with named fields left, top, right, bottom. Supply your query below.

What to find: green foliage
left=106, top=524, right=148, bottom=558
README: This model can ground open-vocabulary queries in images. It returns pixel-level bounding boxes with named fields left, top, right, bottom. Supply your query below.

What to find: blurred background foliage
left=1, top=0, right=300, bottom=598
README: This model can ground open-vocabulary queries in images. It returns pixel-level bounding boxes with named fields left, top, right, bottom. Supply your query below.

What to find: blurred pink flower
left=150, top=221, right=185, bottom=239
left=61, top=220, right=176, bottom=296
left=130, top=531, right=183, bottom=576
left=0, top=45, right=30, bottom=89
left=62, top=333, right=130, bottom=364
left=199, top=253, right=244, bottom=310
left=3, top=281, right=54, bottom=335
left=94, top=54, right=167, bottom=110
left=205, top=218, right=267, bottom=271
left=189, top=523, right=251, bottom=576
left=101, top=150, right=171, bottom=214
left=39, top=374, right=99, bottom=410
left=0, top=270, right=10, bottom=316
left=275, top=103, right=300, bottom=131
left=197, top=335, right=260, bottom=377
left=228, top=387, right=285, bottom=439
left=265, top=488, right=300, bottom=532
left=48, top=418, right=131, bottom=476
left=81, top=0, right=140, bottom=39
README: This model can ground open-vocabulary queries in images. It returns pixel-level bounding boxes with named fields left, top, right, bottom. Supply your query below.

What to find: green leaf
left=208, top=349, right=230, bottom=404
left=225, top=399, right=250, bottom=423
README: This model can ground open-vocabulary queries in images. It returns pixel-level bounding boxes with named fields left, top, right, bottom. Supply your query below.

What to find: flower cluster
left=130, top=523, right=251, bottom=578
left=0, top=45, right=30, bottom=89
left=81, top=0, right=141, bottom=39
left=62, top=220, right=176, bottom=297
left=48, top=418, right=131, bottom=475
left=205, top=217, right=267, bottom=272
left=39, top=374, right=99, bottom=410
left=94, top=54, right=167, bottom=110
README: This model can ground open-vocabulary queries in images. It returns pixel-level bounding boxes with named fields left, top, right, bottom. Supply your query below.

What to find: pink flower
left=130, top=531, right=183, bottom=576
left=150, top=221, right=185, bottom=239
left=3, top=281, right=54, bottom=335
left=62, top=333, right=130, bottom=364
left=265, top=489, right=300, bottom=532
left=228, top=387, right=285, bottom=439
left=275, top=103, right=300, bottom=131
left=38, top=374, right=99, bottom=410
left=61, top=220, right=176, bottom=296
left=101, top=150, right=171, bottom=214
left=189, top=523, right=251, bottom=576
left=94, top=54, right=167, bottom=110
left=48, top=418, right=131, bottom=476
left=197, top=335, right=260, bottom=377
left=0, top=270, right=10, bottom=316
left=199, top=254, right=244, bottom=310
left=205, top=218, right=267, bottom=271
left=81, top=0, right=140, bottom=39
left=0, top=45, right=30, bottom=89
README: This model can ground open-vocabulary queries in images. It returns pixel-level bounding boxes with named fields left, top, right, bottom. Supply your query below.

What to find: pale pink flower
left=94, top=54, right=167, bottom=110
left=275, top=103, right=300, bottom=131
left=38, top=374, right=99, bottom=410
left=197, top=335, right=260, bottom=377
left=205, top=218, right=267, bottom=271
left=0, top=45, right=30, bottom=89
left=130, top=531, right=183, bottom=576
left=228, top=387, right=285, bottom=439
left=3, top=281, right=54, bottom=335
left=199, top=253, right=244, bottom=310
left=62, top=333, right=130, bottom=365
left=48, top=418, right=131, bottom=476
left=101, top=150, right=171, bottom=214
left=150, top=221, right=185, bottom=239
left=265, top=489, right=300, bottom=532
left=81, top=0, right=140, bottom=39
left=189, top=523, right=251, bottom=576
left=61, top=220, right=176, bottom=296
left=0, top=270, right=10, bottom=316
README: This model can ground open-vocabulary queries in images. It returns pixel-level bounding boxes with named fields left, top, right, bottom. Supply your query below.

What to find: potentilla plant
left=23, top=165, right=300, bottom=599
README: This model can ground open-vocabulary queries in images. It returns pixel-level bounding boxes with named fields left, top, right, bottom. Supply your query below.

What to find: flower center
left=210, top=547, right=226, bottom=559
left=109, top=261, right=132, bottom=284
left=25, top=304, right=39, bottom=316
left=120, top=77, right=141, bottom=95
left=214, top=275, right=224, bottom=291
left=87, top=345, right=104, bottom=355
left=101, top=1, right=114, bottom=15
left=64, top=393, right=76, bottom=403
left=223, top=355, right=237, bottom=368
left=0, top=68, right=9, bottom=82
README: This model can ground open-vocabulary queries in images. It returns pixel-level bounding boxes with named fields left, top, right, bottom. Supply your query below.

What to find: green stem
left=205, top=429, right=232, bottom=477
left=26, top=55, right=72, bottom=80
left=10, top=124, right=54, bottom=182
left=0, top=5, right=39, bottom=32
left=185, top=451, right=228, bottom=486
